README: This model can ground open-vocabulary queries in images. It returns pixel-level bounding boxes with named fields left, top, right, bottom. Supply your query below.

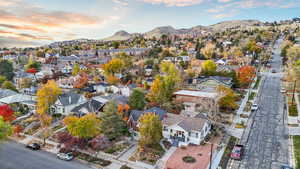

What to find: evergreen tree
left=100, top=101, right=128, bottom=140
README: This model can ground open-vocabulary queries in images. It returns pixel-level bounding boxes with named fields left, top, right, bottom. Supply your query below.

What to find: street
left=0, top=141, right=92, bottom=169
left=230, top=38, right=290, bottom=169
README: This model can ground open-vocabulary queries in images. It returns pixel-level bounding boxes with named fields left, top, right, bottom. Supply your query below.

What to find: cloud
left=112, top=0, right=128, bottom=6
left=218, top=0, right=232, bottom=3
left=0, top=24, right=47, bottom=33
left=138, top=0, right=204, bottom=7
left=0, top=30, right=53, bottom=40
left=213, top=10, right=237, bottom=19
left=0, top=36, right=42, bottom=48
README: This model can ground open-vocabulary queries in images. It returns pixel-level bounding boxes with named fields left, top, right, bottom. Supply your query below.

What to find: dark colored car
left=231, top=145, right=244, bottom=160
left=272, top=69, right=276, bottom=73
left=26, top=143, right=41, bottom=150
left=281, top=165, right=293, bottom=169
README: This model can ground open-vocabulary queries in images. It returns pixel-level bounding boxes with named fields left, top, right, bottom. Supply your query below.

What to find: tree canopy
left=64, top=114, right=101, bottom=139
left=138, top=112, right=162, bottom=148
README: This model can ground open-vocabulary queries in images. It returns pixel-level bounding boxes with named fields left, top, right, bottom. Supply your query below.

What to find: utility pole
left=292, top=80, right=297, bottom=105
left=209, top=143, right=213, bottom=169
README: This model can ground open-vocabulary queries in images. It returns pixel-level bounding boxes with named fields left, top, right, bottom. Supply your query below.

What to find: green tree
left=72, top=63, right=80, bottom=76
left=129, top=88, right=146, bottom=110
left=0, top=117, right=12, bottom=142
left=64, top=114, right=100, bottom=139
left=0, top=76, right=6, bottom=86
left=0, top=60, right=14, bottom=80
left=1, top=81, right=17, bottom=92
left=138, top=113, right=162, bottom=148
left=201, top=60, right=217, bottom=76
left=100, top=101, right=127, bottom=140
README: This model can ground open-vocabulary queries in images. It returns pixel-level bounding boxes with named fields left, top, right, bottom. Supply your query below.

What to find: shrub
left=182, top=156, right=196, bottom=163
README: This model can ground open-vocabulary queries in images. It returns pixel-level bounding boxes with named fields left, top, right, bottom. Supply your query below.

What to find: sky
left=0, top=0, right=299, bottom=48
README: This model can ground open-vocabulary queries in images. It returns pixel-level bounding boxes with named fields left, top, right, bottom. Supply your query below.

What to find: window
left=187, top=138, right=190, bottom=142
left=163, top=126, right=168, bottom=131
left=170, top=129, right=173, bottom=133
left=196, top=133, right=198, bottom=138
left=188, top=132, right=191, bottom=136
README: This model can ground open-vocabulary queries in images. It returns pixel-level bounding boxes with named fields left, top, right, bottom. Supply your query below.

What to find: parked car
left=57, top=152, right=74, bottom=161
left=231, top=145, right=244, bottom=160
left=251, top=104, right=258, bottom=111
left=26, top=143, right=41, bottom=150
left=272, top=69, right=276, bottom=73
left=281, top=165, right=293, bottom=169
left=280, top=88, right=286, bottom=93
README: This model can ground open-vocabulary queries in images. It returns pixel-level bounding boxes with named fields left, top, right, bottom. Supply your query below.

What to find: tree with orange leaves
left=73, top=72, right=88, bottom=89
left=237, top=66, right=256, bottom=88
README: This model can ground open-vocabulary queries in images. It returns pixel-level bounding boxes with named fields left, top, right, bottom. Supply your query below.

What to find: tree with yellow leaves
left=201, top=43, right=216, bottom=59
left=103, top=58, right=124, bottom=76
left=138, top=112, right=162, bottom=148
left=36, top=80, right=62, bottom=114
left=64, top=114, right=101, bottom=139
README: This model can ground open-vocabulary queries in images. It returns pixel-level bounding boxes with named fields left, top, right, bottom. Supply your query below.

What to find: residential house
left=52, top=92, right=86, bottom=115
left=71, top=99, right=105, bottom=117
left=128, top=107, right=167, bottom=139
left=162, top=113, right=211, bottom=146
left=173, top=90, right=219, bottom=117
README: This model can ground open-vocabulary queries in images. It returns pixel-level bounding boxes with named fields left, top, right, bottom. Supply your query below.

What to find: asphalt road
left=232, top=38, right=290, bottom=169
left=0, top=141, right=92, bottom=169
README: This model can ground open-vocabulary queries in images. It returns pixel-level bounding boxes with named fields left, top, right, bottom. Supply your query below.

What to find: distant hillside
left=209, top=20, right=263, bottom=31
left=103, top=30, right=133, bottom=41
left=102, top=19, right=264, bottom=40
left=144, top=26, right=178, bottom=38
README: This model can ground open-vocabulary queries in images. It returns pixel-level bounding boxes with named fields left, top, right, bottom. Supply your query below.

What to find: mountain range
left=102, top=20, right=263, bottom=41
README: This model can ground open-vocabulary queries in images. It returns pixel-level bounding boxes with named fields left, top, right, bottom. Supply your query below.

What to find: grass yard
left=253, top=77, right=261, bottom=89
left=289, top=105, right=298, bottom=117
left=293, top=136, right=300, bottom=169
left=248, top=92, right=256, bottom=100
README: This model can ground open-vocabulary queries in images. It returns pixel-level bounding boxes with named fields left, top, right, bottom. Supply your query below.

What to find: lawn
left=248, top=92, right=256, bottom=100
left=289, top=105, right=298, bottom=117
left=253, top=77, right=261, bottom=89
left=293, top=136, right=300, bottom=169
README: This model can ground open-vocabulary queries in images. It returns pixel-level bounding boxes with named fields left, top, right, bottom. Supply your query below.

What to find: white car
left=251, top=104, right=258, bottom=111
left=57, top=152, right=74, bottom=161
left=280, top=88, right=286, bottom=93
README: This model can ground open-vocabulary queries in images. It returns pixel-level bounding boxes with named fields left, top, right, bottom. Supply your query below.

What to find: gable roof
left=163, top=113, right=208, bottom=132
left=58, top=92, right=82, bottom=106
left=71, top=99, right=104, bottom=116
left=0, top=89, right=17, bottom=99
left=130, top=107, right=167, bottom=122
left=174, top=90, right=218, bottom=98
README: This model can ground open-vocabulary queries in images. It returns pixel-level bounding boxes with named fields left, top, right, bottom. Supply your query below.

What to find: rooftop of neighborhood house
left=174, top=90, right=218, bottom=98
left=163, top=113, right=208, bottom=132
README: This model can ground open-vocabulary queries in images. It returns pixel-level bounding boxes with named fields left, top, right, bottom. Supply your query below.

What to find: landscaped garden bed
left=182, top=156, right=196, bottom=163
left=76, top=152, right=111, bottom=167
left=243, top=101, right=252, bottom=112
left=219, top=136, right=238, bottom=169
left=130, top=144, right=165, bottom=165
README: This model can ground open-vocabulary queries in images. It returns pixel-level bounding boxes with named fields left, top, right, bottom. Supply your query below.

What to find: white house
left=162, top=113, right=211, bottom=146
left=52, top=92, right=86, bottom=115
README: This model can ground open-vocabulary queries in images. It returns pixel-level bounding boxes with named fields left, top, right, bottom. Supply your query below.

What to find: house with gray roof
left=162, top=113, right=211, bottom=146
left=52, top=92, right=86, bottom=115
left=128, top=107, right=168, bottom=139
left=71, top=99, right=105, bottom=117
